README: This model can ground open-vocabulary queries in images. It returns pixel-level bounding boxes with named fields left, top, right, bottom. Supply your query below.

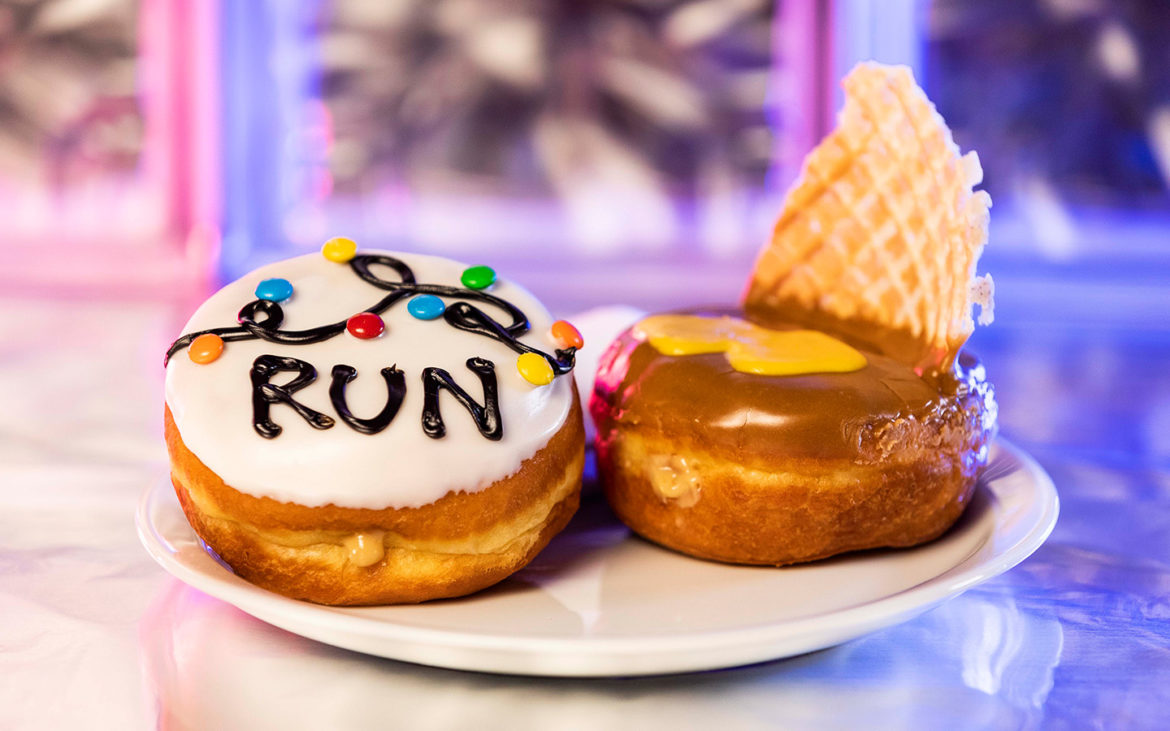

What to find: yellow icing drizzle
left=634, top=315, right=867, bottom=376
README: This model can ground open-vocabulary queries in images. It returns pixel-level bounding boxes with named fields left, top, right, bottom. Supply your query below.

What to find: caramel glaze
left=591, top=311, right=997, bottom=471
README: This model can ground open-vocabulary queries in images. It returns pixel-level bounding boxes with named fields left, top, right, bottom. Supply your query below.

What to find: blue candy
left=407, top=294, right=446, bottom=320
left=255, top=278, right=294, bottom=302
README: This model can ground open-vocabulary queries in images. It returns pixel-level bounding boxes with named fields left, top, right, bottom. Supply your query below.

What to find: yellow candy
left=635, top=314, right=866, bottom=376
left=322, top=237, right=357, bottom=263
left=517, top=352, right=555, bottom=386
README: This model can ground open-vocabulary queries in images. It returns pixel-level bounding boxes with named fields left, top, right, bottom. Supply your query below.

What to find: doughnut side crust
left=165, top=390, right=584, bottom=606
left=597, top=428, right=978, bottom=566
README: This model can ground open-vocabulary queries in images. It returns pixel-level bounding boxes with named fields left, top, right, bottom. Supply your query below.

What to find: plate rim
left=136, top=438, right=1058, bottom=674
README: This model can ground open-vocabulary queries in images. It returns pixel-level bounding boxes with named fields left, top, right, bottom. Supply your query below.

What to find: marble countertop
left=2, top=294, right=1166, bottom=730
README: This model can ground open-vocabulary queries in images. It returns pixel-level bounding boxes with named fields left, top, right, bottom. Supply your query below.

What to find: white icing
left=164, top=251, right=575, bottom=509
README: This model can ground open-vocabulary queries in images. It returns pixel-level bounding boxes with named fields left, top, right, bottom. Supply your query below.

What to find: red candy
left=346, top=312, right=385, bottom=339
left=550, top=320, right=584, bottom=350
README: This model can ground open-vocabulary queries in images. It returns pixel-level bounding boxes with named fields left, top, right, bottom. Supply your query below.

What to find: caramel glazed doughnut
left=590, top=312, right=997, bottom=567
left=164, top=245, right=586, bottom=605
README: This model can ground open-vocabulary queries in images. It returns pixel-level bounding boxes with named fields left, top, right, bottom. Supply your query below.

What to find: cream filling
left=343, top=532, right=386, bottom=567
left=646, top=454, right=702, bottom=508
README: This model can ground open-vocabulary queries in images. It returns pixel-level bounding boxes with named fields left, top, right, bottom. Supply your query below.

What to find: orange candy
left=188, top=333, right=225, bottom=364
left=550, top=320, right=583, bottom=350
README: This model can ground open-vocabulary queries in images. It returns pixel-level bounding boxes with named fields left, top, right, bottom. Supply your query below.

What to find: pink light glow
left=2, top=0, right=221, bottom=300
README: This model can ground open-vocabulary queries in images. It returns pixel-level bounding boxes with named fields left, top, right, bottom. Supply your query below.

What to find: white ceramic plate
left=137, top=439, right=1057, bottom=677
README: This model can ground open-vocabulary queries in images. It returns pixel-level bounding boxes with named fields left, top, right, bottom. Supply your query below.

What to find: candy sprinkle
left=188, top=333, right=224, bottom=364
left=255, top=278, right=294, bottom=302
left=460, top=265, right=495, bottom=290
left=517, top=352, right=555, bottom=386
left=550, top=320, right=584, bottom=350
left=407, top=294, right=446, bottom=320
left=347, top=312, right=385, bottom=339
left=322, top=237, right=357, bottom=263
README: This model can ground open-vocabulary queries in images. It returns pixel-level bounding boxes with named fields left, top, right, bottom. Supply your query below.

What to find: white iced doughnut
left=165, top=250, right=576, bottom=509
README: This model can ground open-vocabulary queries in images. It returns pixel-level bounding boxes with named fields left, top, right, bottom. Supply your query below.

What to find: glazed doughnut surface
left=590, top=314, right=997, bottom=566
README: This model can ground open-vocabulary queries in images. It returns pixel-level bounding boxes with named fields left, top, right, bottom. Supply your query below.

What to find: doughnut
left=590, top=313, right=996, bottom=566
left=590, top=63, right=998, bottom=566
left=163, top=244, right=585, bottom=605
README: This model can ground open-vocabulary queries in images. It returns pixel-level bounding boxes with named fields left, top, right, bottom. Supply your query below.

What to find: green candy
left=460, top=265, right=496, bottom=290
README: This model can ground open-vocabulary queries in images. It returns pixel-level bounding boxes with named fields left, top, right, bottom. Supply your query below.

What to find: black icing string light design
left=165, top=253, right=577, bottom=374
left=166, top=252, right=579, bottom=441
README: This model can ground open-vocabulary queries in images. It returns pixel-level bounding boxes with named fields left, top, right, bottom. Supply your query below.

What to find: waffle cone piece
left=744, top=62, right=993, bottom=372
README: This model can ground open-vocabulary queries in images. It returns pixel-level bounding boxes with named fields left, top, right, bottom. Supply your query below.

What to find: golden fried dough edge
left=596, top=407, right=986, bottom=567
left=165, top=388, right=585, bottom=605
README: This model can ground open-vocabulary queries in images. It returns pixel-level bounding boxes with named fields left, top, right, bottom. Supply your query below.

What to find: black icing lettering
left=250, top=355, right=335, bottom=439
left=329, top=364, right=407, bottom=435
left=421, top=358, right=502, bottom=441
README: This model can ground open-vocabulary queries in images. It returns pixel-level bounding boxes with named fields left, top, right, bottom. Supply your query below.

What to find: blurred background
left=3, top=6, right=1169, bottom=725
left=0, top=0, right=1167, bottom=322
